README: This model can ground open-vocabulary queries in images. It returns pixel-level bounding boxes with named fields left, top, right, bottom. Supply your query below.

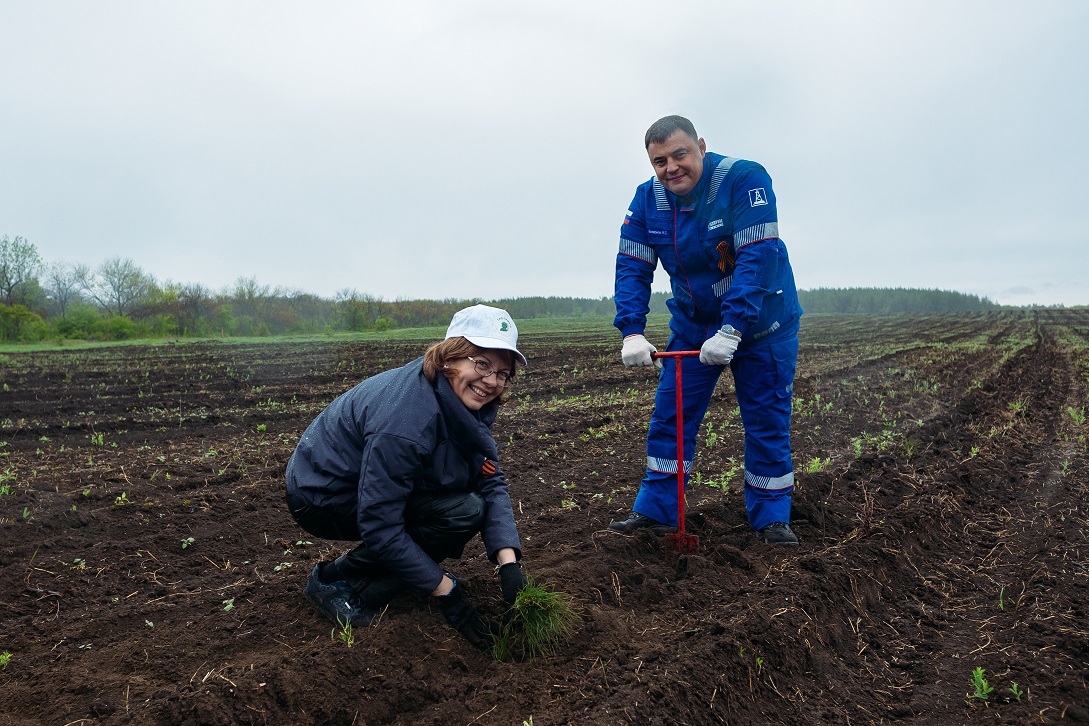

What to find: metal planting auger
left=653, top=350, right=701, bottom=554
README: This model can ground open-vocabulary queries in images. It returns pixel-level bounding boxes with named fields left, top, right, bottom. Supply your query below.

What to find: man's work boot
left=608, top=512, right=676, bottom=535
left=757, top=522, right=799, bottom=545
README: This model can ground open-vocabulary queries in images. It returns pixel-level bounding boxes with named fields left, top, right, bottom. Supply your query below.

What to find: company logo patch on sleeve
left=748, top=188, right=768, bottom=207
left=481, top=459, right=497, bottom=476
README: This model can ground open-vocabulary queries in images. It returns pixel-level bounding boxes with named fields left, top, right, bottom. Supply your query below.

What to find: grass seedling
left=1008, top=682, right=1024, bottom=702
left=332, top=616, right=355, bottom=648
left=969, top=666, right=994, bottom=700
left=998, top=586, right=1005, bottom=611
left=492, top=577, right=580, bottom=661
left=1067, top=406, right=1086, bottom=425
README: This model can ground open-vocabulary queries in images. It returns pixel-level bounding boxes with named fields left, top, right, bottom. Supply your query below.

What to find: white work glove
left=699, top=326, right=741, bottom=366
left=621, top=334, right=661, bottom=369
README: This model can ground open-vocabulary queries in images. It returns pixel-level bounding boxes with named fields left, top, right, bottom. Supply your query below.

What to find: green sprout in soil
left=332, top=616, right=355, bottom=648
left=492, top=577, right=580, bottom=661
left=1008, top=682, right=1024, bottom=702
left=222, top=598, right=235, bottom=612
left=0, top=650, right=11, bottom=670
left=1067, top=405, right=1085, bottom=425
left=181, top=537, right=195, bottom=550
left=969, top=666, right=994, bottom=700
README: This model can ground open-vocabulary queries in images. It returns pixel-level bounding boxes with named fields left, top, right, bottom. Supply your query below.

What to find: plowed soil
left=1, top=310, right=1087, bottom=725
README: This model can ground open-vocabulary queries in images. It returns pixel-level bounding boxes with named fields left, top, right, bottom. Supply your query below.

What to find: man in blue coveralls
left=609, top=115, right=802, bottom=545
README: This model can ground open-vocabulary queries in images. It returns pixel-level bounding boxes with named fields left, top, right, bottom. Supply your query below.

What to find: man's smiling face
left=647, top=130, right=706, bottom=197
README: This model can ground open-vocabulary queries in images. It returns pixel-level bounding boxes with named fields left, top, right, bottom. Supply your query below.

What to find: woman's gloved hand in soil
left=498, top=561, right=529, bottom=606
left=436, top=578, right=497, bottom=649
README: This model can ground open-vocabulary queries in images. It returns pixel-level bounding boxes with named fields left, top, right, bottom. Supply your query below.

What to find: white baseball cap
left=445, top=304, right=527, bottom=366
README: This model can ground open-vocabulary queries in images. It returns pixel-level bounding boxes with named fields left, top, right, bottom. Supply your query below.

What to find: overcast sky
left=3, top=1, right=1087, bottom=307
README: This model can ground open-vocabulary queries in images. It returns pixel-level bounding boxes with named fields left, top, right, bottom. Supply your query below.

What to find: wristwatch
left=720, top=325, right=742, bottom=338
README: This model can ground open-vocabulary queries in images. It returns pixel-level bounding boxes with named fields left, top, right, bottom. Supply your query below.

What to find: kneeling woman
left=284, top=305, right=529, bottom=648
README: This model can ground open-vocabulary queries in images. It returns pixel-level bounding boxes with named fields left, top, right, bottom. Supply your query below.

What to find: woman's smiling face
left=446, top=349, right=514, bottom=410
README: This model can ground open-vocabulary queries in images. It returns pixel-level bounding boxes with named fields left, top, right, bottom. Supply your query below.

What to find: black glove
left=498, top=562, right=529, bottom=606
left=436, top=580, right=496, bottom=649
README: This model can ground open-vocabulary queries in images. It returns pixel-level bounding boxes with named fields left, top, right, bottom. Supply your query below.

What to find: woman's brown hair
left=423, top=337, right=519, bottom=405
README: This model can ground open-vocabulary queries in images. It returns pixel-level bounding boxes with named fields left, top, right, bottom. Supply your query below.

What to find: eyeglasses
left=465, top=356, right=514, bottom=388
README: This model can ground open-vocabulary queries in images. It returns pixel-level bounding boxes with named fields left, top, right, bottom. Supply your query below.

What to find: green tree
left=0, top=235, right=43, bottom=306
left=55, top=304, right=104, bottom=339
left=0, top=304, right=44, bottom=342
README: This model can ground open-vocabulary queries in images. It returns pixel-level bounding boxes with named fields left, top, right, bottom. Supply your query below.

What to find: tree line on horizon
left=0, top=234, right=1025, bottom=343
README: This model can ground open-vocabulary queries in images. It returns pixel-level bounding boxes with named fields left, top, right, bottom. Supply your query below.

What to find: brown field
left=1, top=309, right=1087, bottom=725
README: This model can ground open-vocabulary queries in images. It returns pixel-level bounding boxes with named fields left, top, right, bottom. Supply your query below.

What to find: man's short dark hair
left=645, top=115, right=699, bottom=148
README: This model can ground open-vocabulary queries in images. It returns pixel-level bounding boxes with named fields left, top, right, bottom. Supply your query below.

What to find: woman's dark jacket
left=285, top=357, right=521, bottom=593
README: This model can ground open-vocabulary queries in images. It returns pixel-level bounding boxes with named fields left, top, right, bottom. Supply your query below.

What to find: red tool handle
left=652, top=351, right=700, bottom=541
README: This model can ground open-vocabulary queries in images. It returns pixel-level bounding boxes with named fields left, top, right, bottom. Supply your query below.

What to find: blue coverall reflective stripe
left=614, top=152, right=802, bottom=531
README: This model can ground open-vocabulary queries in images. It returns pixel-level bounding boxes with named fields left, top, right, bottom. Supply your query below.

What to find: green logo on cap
left=499, top=320, right=509, bottom=332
